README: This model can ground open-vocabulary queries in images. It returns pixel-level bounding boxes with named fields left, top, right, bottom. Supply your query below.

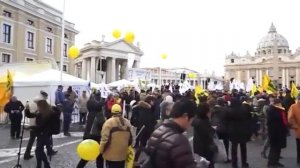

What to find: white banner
left=127, top=68, right=151, bottom=81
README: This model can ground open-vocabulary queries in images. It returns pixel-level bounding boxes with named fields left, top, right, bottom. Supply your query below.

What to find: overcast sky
left=44, top=0, right=300, bottom=76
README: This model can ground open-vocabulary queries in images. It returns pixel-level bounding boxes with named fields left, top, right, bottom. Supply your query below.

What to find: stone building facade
left=75, top=39, right=143, bottom=83
left=225, top=23, right=300, bottom=88
left=0, top=0, right=78, bottom=74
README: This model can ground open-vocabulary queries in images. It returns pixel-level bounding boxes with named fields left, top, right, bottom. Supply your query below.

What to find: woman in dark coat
left=84, top=93, right=103, bottom=139
left=267, top=98, right=288, bottom=167
left=226, top=97, right=252, bottom=168
left=211, top=97, right=231, bottom=162
left=193, top=103, right=216, bottom=168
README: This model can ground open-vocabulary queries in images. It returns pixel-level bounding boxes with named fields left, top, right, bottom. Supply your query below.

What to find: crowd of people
left=3, top=84, right=300, bottom=168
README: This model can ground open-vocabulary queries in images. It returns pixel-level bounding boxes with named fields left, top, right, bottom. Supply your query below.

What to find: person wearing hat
left=288, top=94, right=300, bottom=165
left=267, top=98, right=288, bottom=167
left=99, top=104, right=133, bottom=168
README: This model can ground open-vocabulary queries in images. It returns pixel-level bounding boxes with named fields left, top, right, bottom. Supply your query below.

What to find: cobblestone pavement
left=0, top=124, right=299, bottom=168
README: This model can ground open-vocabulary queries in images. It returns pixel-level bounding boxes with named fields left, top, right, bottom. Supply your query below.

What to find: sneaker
left=24, top=155, right=34, bottom=160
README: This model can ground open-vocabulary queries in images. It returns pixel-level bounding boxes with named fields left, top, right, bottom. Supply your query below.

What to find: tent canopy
left=108, top=79, right=136, bottom=87
left=14, top=69, right=89, bottom=87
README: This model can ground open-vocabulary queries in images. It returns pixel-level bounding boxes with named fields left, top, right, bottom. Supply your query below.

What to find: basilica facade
left=75, top=39, right=143, bottom=83
left=225, top=23, right=300, bottom=88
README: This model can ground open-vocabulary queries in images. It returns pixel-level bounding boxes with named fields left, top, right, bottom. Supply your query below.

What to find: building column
left=90, top=57, right=96, bottom=82
left=121, top=60, right=128, bottom=79
left=256, top=69, right=259, bottom=85
left=111, top=58, right=116, bottom=82
left=259, top=69, right=263, bottom=86
left=282, top=68, right=285, bottom=88
left=247, top=70, right=250, bottom=80
left=286, top=68, right=289, bottom=88
left=81, top=59, right=87, bottom=79
left=266, top=69, right=269, bottom=75
left=237, top=71, right=241, bottom=81
left=116, top=61, right=120, bottom=80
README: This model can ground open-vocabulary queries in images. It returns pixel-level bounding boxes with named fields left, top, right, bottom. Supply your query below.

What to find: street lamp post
left=60, top=0, right=66, bottom=84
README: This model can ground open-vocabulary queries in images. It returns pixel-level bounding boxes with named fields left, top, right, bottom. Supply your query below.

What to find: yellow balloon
left=112, top=29, right=121, bottom=39
left=68, top=46, right=80, bottom=59
left=161, top=53, right=167, bottom=60
left=77, top=139, right=100, bottom=161
left=124, top=32, right=135, bottom=44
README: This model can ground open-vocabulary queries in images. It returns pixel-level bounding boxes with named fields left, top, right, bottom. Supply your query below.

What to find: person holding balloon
left=76, top=99, right=105, bottom=168
left=99, top=104, right=133, bottom=168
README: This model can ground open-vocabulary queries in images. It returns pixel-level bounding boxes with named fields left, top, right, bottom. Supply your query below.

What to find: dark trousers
left=63, top=113, right=72, bottom=134
left=10, top=117, right=21, bottom=138
left=106, top=160, right=125, bottom=168
left=76, top=154, right=103, bottom=168
left=24, top=130, right=54, bottom=157
left=231, top=142, right=247, bottom=167
left=35, top=134, right=51, bottom=168
left=268, top=146, right=281, bottom=165
left=79, top=113, right=87, bottom=125
left=296, top=139, right=300, bottom=163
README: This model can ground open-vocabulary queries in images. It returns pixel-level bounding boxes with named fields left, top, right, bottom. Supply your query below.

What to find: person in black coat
left=131, top=96, right=156, bottom=147
left=84, top=93, right=103, bottom=139
left=4, top=96, right=24, bottom=139
left=211, top=97, right=231, bottom=162
left=193, top=103, right=216, bottom=168
left=267, top=98, right=288, bottom=167
left=282, top=90, right=295, bottom=112
left=226, top=97, right=252, bottom=168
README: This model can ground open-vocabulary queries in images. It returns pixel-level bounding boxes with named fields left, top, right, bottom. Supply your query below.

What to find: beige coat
left=100, top=116, right=132, bottom=161
left=288, top=103, right=300, bottom=138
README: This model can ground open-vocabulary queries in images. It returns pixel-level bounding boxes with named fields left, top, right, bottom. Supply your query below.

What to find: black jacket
left=192, top=117, right=216, bottom=161
left=282, top=95, right=295, bottom=112
left=84, top=99, right=103, bottom=139
left=146, top=120, right=197, bottom=168
left=4, top=101, right=24, bottom=119
left=211, top=105, right=228, bottom=134
left=267, top=105, right=288, bottom=148
left=131, top=101, right=156, bottom=130
left=226, top=100, right=252, bottom=143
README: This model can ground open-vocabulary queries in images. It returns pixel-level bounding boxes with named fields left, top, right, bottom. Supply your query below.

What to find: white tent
left=13, top=69, right=89, bottom=105
left=107, top=79, right=136, bottom=87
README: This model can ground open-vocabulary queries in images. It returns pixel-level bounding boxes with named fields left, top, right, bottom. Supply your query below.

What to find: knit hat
left=111, top=104, right=122, bottom=114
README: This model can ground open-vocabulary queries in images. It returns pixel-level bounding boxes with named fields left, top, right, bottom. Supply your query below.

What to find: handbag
left=213, top=134, right=227, bottom=163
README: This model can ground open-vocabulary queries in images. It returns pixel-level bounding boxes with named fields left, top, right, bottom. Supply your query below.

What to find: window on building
left=63, top=65, right=67, bottom=72
left=27, top=20, right=34, bottom=26
left=3, top=10, right=12, bottom=17
left=64, top=33, right=68, bottom=39
left=27, top=31, right=34, bottom=49
left=278, top=49, right=282, bottom=54
left=2, top=53, right=11, bottom=63
left=230, top=59, right=234, bottom=63
left=47, top=27, right=52, bottom=33
left=46, top=38, right=53, bottom=54
left=3, top=24, right=12, bottom=43
left=26, top=58, right=34, bottom=62
left=63, top=43, right=67, bottom=57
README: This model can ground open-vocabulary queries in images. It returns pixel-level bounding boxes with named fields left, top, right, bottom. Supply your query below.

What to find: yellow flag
left=195, top=85, right=203, bottom=105
left=262, top=74, right=270, bottom=90
left=291, top=82, right=299, bottom=99
left=0, top=70, right=13, bottom=107
left=126, top=146, right=135, bottom=168
left=251, top=85, right=257, bottom=96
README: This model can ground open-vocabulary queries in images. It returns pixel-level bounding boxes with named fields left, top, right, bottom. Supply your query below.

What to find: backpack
left=49, top=106, right=62, bottom=135
left=138, top=132, right=175, bottom=168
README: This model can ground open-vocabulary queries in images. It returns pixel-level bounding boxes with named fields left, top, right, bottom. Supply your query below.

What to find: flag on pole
left=262, top=74, right=277, bottom=93
left=291, top=82, right=299, bottom=99
left=0, top=70, right=13, bottom=108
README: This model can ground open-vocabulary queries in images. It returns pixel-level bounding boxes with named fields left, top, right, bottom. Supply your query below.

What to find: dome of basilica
left=257, top=23, right=289, bottom=49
